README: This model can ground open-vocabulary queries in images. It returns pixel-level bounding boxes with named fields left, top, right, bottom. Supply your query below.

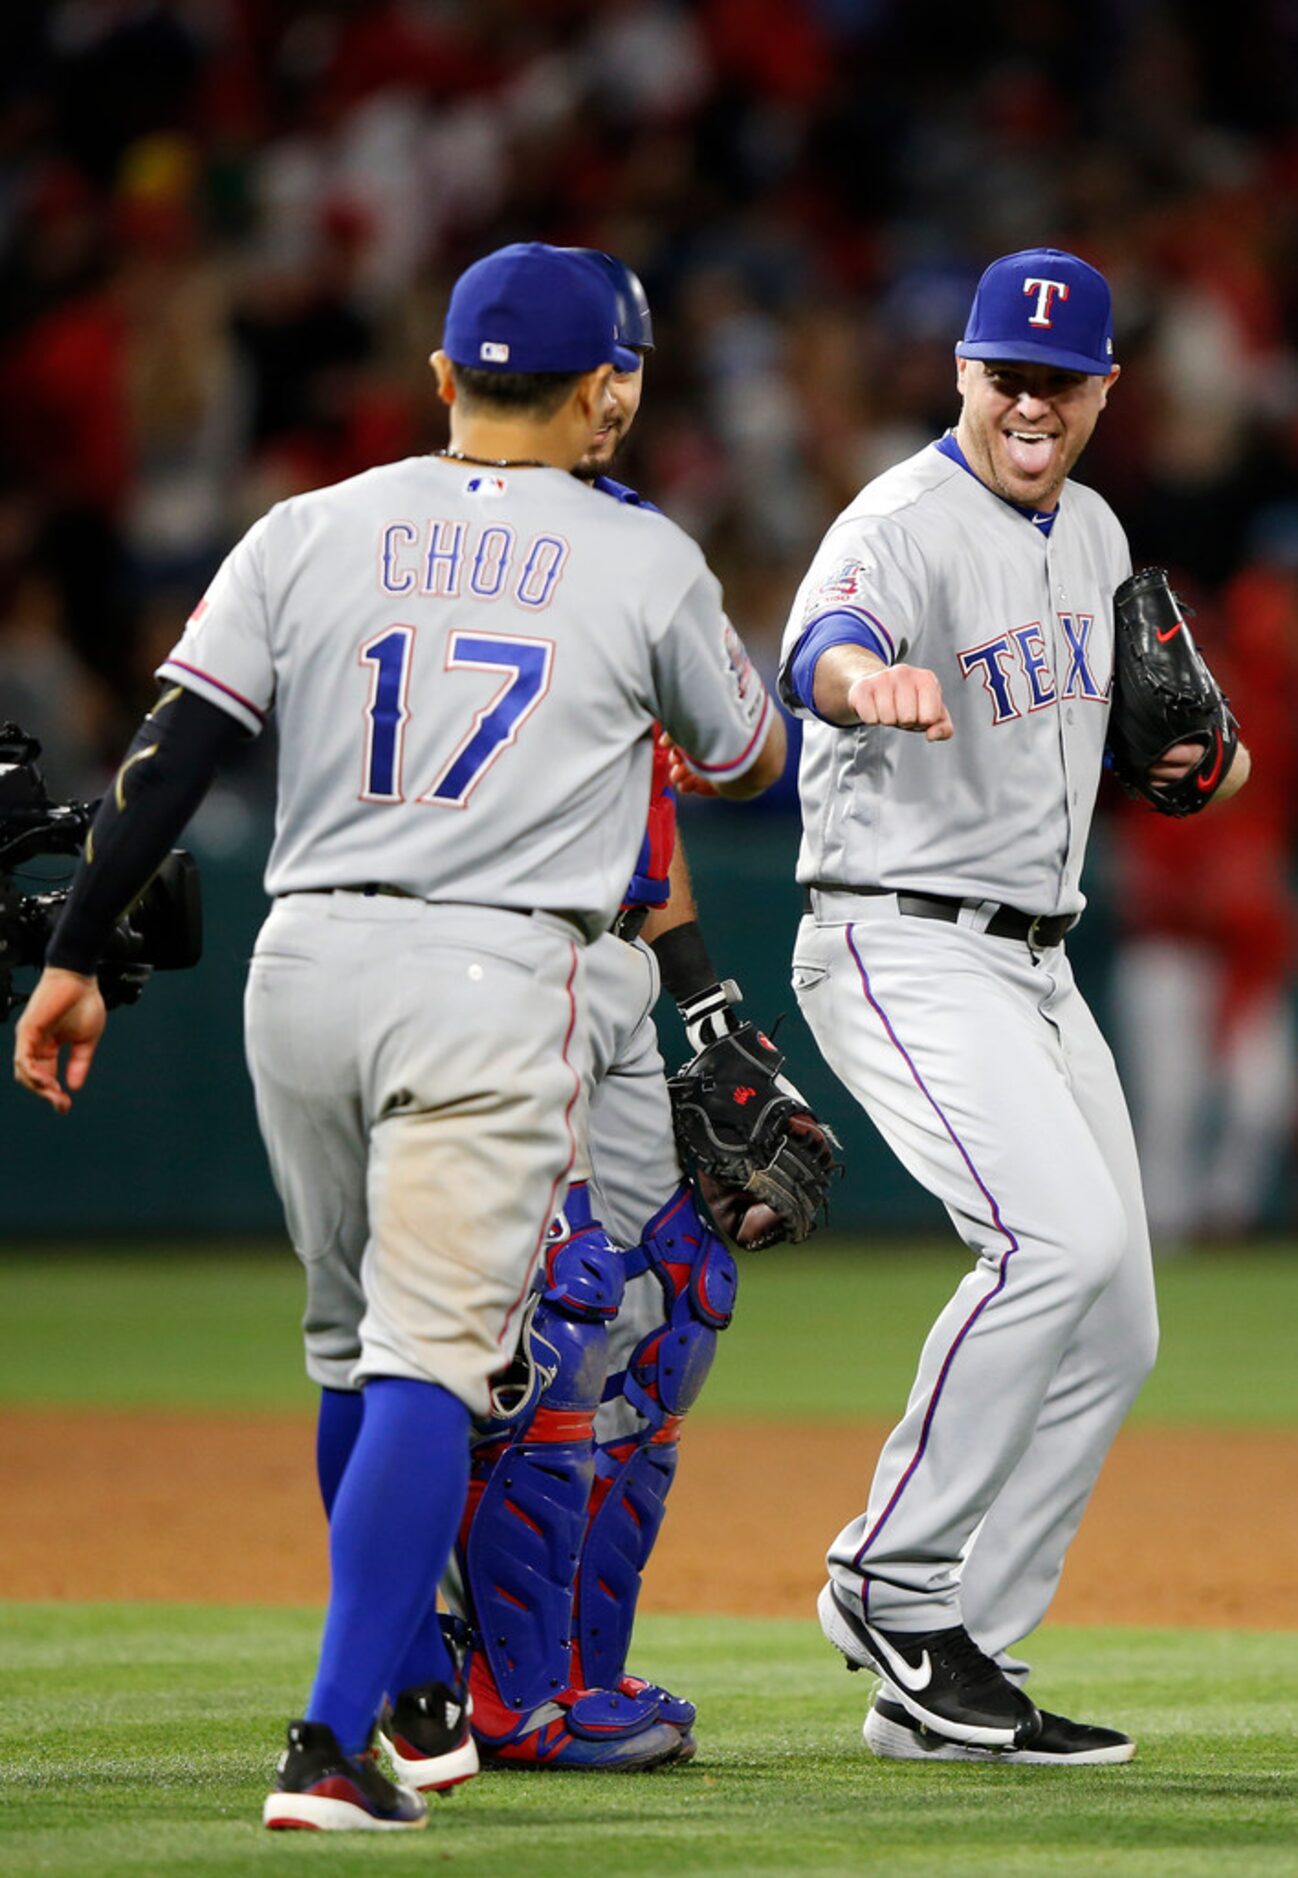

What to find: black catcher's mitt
left=1108, top=566, right=1239, bottom=816
left=666, top=1022, right=840, bottom=1249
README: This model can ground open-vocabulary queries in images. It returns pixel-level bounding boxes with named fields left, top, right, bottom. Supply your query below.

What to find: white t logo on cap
left=480, top=341, right=510, bottom=362
left=1023, top=278, right=1070, bottom=327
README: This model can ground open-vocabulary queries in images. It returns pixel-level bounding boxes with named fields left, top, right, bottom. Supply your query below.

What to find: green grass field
left=2, top=1610, right=1295, bottom=1875
left=2, top=1241, right=1296, bottom=1873
left=3, top=1239, right=1296, bottom=1423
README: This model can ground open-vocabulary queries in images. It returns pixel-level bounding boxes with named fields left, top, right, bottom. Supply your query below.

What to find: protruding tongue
left=1005, top=433, right=1054, bottom=477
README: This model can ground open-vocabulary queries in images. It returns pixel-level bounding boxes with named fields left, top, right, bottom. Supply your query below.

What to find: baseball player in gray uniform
left=14, top=241, right=783, bottom=1830
left=454, top=252, right=831, bottom=1771
left=779, top=249, right=1249, bottom=1764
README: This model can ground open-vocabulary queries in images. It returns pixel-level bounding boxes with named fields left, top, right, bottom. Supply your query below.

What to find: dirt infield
left=4, top=1411, right=1295, bottom=1626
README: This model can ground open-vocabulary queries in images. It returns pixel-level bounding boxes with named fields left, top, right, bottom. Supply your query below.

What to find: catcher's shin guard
left=459, top=1183, right=623, bottom=1713
left=574, top=1183, right=736, bottom=1690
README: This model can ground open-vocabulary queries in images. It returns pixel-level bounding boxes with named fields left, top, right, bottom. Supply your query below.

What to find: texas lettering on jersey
left=957, top=612, right=1109, bottom=725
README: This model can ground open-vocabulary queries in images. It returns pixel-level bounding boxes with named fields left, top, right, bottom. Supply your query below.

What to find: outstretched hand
left=13, top=968, right=107, bottom=1114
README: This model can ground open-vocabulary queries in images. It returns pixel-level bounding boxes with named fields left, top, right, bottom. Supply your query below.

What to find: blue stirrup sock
left=307, top=1376, right=469, bottom=1755
left=315, top=1384, right=457, bottom=1702
left=315, top=1386, right=365, bottom=1517
left=387, top=1586, right=457, bottom=1700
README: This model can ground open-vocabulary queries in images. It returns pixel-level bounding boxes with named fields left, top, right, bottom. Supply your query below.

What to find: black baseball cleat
left=818, top=1582, right=1041, bottom=1748
left=865, top=1695, right=1136, bottom=1764
left=379, top=1678, right=480, bottom=1792
left=262, top=1720, right=428, bottom=1831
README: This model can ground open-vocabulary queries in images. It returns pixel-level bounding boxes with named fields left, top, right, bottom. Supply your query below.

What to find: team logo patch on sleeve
left=722, top=622, right=760, bottom=713
left=803, top=556, right=876, bottom=620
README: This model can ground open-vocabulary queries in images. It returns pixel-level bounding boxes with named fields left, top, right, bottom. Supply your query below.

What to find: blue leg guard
left=457, top=1183, right=623, bottom=1714
left=574, top=1183, right=736, bottom=1700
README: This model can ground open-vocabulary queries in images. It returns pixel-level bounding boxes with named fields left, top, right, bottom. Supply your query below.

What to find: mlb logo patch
left=480, top=340, right=511, bottom=363
left=464, top=474, right=507, bottom=497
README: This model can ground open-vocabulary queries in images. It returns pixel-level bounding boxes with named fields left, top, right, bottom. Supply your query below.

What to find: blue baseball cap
left=955, top=248, right=1116, bottom=376
left=443, top=242, right=640, bottom=375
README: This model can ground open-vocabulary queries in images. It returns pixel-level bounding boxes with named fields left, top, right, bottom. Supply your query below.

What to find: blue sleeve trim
left=781, top=609, right=895, bottom=718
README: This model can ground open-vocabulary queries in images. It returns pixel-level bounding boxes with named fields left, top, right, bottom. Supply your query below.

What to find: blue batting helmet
left=563, top=249, right=654, bottom=354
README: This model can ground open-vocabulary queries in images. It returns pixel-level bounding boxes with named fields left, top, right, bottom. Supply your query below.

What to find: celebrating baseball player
left=451, top=251, right=838, bottom=1771
left=780, top=248, right=1250, bottom=1764
left=13, top=241, right=785, bottom=1831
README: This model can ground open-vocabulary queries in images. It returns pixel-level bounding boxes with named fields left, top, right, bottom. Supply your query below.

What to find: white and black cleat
left=817, top=1581, right=1041, bottom=1749
left=865, top=1695, right=1135, bottom=1765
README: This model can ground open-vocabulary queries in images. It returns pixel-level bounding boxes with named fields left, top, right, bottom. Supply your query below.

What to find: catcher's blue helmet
left=564, top=249, right=654, bottom=354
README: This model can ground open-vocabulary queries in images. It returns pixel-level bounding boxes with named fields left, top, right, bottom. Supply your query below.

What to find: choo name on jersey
left=379, top=519, right=569, bottom=610
left=957, top=612, right=1109, bottom=726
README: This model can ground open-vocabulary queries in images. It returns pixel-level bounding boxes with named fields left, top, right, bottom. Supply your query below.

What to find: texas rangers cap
left=955, top=247, right=1116, bottom=376
left=443, top=242, right=640, bottom=375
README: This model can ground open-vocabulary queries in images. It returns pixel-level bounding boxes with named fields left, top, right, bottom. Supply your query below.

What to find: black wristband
left=650, top=919, right=719, bottom=1003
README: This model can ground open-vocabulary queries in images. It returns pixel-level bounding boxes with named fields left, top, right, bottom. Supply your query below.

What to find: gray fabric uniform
left=578, top=929, right=684, bottom=1444
left=781, top=439, right=1158, bottom=1666
left=159, top=456, right=770, bottom=1413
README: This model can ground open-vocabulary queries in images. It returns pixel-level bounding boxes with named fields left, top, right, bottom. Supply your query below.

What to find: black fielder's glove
left=1107, top=567, right=1239, bottom=817
left=666, top=1022, right=840, bottom=1249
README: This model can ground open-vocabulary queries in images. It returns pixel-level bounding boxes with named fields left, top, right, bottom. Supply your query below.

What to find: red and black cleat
left=263, top=1721, right=427, bottom=1832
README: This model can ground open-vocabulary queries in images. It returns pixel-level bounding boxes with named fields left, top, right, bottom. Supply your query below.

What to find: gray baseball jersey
left=160, top=457, right=770, bottom=939
left=784, top=437, right=1157, bottom=1680
left=782, top=440, right=1129, bottom=916
left=176, top=455, right=769, bottom=1410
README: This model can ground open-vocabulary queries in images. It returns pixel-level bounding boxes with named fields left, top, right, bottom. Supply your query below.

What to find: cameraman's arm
left=44, top=686, right=243, bottom=973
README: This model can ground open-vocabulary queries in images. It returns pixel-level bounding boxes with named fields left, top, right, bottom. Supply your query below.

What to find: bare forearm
left=640, top=835, right=699, bottom=946
left=812, top=645, right=888, bottom=725
left=1215, top=738, right=1251, bottom=803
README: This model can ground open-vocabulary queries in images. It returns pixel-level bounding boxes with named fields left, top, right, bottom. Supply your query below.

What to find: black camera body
left=0, top=722, right=202, bottom=1020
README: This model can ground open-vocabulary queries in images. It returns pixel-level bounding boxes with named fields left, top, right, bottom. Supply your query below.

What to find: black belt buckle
left=1024, top=911, right=1071, bottom=950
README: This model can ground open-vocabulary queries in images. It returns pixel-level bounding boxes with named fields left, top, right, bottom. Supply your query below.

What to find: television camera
left=0, top=722, right=201, bottom=1022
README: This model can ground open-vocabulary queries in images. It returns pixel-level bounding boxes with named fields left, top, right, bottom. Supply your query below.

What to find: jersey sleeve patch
left=803, top=555, right=879, bottom=620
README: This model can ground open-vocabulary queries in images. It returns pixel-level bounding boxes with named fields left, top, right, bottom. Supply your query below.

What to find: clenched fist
left=846, top=663, right=953, bottom=741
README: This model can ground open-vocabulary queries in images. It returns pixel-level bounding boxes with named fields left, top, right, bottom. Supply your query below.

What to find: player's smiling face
left=577, top=357, right=645, bottom=477
left=955, top=358, right=1119, bottom=511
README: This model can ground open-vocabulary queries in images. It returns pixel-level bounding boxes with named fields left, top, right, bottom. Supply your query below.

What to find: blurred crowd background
left=4, top=0, right=1298, bottom=1240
